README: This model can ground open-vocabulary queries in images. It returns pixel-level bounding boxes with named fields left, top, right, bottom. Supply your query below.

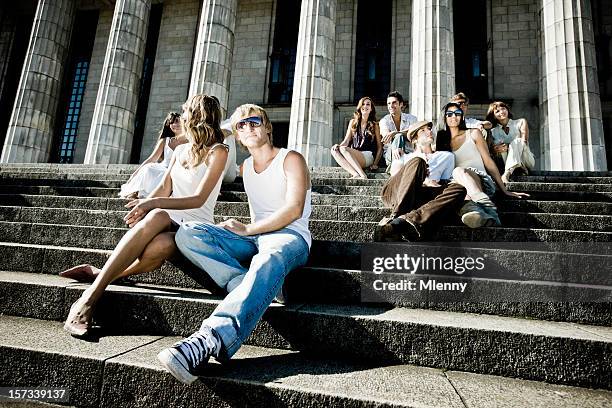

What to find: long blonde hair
left=180, top=94, right=224, bottom=168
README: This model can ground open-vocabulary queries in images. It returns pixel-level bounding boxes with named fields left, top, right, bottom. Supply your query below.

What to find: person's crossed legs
left=157, top=222, right=309, bottom=384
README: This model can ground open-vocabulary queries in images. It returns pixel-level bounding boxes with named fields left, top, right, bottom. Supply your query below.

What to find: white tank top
left=166, top=143, right=226, bottom=224
left=162, top=138, right=174, bottom=167
left=243, top=148, right=312, bottom=247
left=453, top=132, right=486, bottom=173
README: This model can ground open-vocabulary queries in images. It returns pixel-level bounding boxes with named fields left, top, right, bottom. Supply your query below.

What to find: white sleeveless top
left=166, top=143, right=226, bottom=224
left=161, top=138, right=174, bottom=167
left=243, top=148, right=312, bottom=247
left=491, top=118, right=523, bottom=145
left=453, top=132, right=486, bottom=173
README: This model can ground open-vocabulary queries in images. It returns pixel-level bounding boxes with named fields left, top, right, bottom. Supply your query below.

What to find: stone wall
left=392, top=0, right=411, bottom=106
left=490, top=0, right=541, bottom=166
left=227, top=0, right=274, bottom=110
left=333, top=0, right=355, bottom=104
left=73, top=6, right=113, bottom=163
left=139, top=0, right=199, bottom=160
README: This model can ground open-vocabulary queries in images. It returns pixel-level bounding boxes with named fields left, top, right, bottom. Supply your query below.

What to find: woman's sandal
left=59, top=264, right=99, bottom=283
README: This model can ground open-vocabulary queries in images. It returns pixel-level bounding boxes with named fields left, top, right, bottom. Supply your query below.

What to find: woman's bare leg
left=60, top=233, right=177, bottom=283
left=340, top=147, right=367, bottom=178
left=452, top=167, right=484, bottom=200
left=332, top=148, right=361, bottom=177
left=117, top=232, right=177, bottom=278
left=64, top=209, right=175, bottom=333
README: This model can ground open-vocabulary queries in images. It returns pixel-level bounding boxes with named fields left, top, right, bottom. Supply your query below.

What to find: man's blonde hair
left=230, top=104, right=273, bottom=145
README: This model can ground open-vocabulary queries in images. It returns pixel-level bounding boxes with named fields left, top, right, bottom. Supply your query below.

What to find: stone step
left=0, top=273, right=610, bottom=390
left=3, top=315, right=610, bottom=408
left=2, top=182, right=612, bottom=204
left=3, top=239, right=610, bottom=305
left=513, top=175, right=612, bottom=184
left=1, top=163, right=610, bottom=174
left=4, top=238, right=608, bottom=287
left=1, top=219, right=610, bottom=253
left=2, top=192, right=611, bottom=216
left=4, top=171, right=612, bottom=192
left=1, top=204, right=609, bottom=232
left=7, top=167, right=612, bottom=185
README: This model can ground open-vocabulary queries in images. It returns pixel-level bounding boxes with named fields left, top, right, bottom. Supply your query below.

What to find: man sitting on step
left=157, top=103, right=312, bottom=385
left=375, top=121, right=466, bottom=241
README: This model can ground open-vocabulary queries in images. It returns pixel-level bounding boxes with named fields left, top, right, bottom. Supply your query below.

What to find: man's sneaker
left=374, top=216, right=400, bottom=241
left=157, top=326, right=221, bottom=385
left=460, top=201, right=498, bottom=228
left=480, top=204, right=501, bottom=226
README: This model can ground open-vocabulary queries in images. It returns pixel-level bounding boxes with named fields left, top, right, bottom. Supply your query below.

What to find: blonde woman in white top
left=62, top=94, right=229, bottom=337
left=486, top=101, right=535, bottom=182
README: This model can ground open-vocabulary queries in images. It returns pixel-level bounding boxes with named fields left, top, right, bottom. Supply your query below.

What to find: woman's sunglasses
left=236, top=116, right=263, bottom=131
left=445, top=110, right=463, bottom=117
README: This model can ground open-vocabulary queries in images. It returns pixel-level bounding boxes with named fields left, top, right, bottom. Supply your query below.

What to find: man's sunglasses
left=445, top=110, right=463, bottom=117
left=236, top=116, right=262, bottom=131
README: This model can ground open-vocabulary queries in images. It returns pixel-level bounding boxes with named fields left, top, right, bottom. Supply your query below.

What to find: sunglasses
left=445, top=110, right=463, bottom=117
left=236, top=116, right=262, bottom=131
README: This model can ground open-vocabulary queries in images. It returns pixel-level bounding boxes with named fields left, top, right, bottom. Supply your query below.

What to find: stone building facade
left=0, top=0, right=610, bottom=170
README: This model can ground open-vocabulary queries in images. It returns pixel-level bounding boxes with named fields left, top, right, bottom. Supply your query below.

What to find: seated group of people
left=332, top=91, right=533, bottom=238
left=60, top=95, right=312, bottom=386
left=56, top=91, right=531, bottom=385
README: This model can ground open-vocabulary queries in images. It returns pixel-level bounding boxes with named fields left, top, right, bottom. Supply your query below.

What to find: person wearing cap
left=374, top=125, right=466, bottom=242
left=389, top=121, right=455, bottom=189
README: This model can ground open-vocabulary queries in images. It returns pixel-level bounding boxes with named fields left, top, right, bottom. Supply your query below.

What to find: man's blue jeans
left=175, top=222, right=310, bottom=359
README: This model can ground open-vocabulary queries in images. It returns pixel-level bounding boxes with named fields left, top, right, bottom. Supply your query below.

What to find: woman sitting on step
left=119, top=112, right=186, bottom=199
left=60, top=94, right=229, bottom=337
left=485, top=101, right=535, bottom=183
left=436, top=102, right=529, bottom=228
left=331, top=96, right=382, bottom=179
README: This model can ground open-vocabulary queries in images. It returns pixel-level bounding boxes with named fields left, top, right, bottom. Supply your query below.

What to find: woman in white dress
left=61, top=94, right=229, bottom=337
left=485, top=101, right=535, bottom=182
left=119, top=112, right=187, bottom=198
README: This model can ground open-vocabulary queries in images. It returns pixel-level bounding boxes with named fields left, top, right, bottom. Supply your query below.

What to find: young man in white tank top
left=158, top=104, right=312, bottom=384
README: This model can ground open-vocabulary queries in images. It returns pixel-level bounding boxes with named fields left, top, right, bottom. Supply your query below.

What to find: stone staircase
left=0, top=163, right=610, bottom=407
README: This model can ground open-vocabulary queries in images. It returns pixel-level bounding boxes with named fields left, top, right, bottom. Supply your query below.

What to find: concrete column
left=188, top=0, right=237, bottom=116
left=1, top=0, right=76, bottom=163
left=84, top=0, right=150, bottom=164
left=408, top=0, right=455, bottom=122
left=539, top=0, right=607, bottom=170
left=288, top=0, right=337, bottom=166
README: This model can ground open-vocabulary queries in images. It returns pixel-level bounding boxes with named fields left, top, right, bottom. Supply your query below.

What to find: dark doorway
left=268, top=0, right=301, bottom=104
left=272, top=122, right=289, bottom=148
left=0, top=9, right=35, bottom=151
left=354, top=0, right=392, bottom=103
left=453, top=0, right=489, bottom=102
left=52, top=10, right=99, bottom=163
